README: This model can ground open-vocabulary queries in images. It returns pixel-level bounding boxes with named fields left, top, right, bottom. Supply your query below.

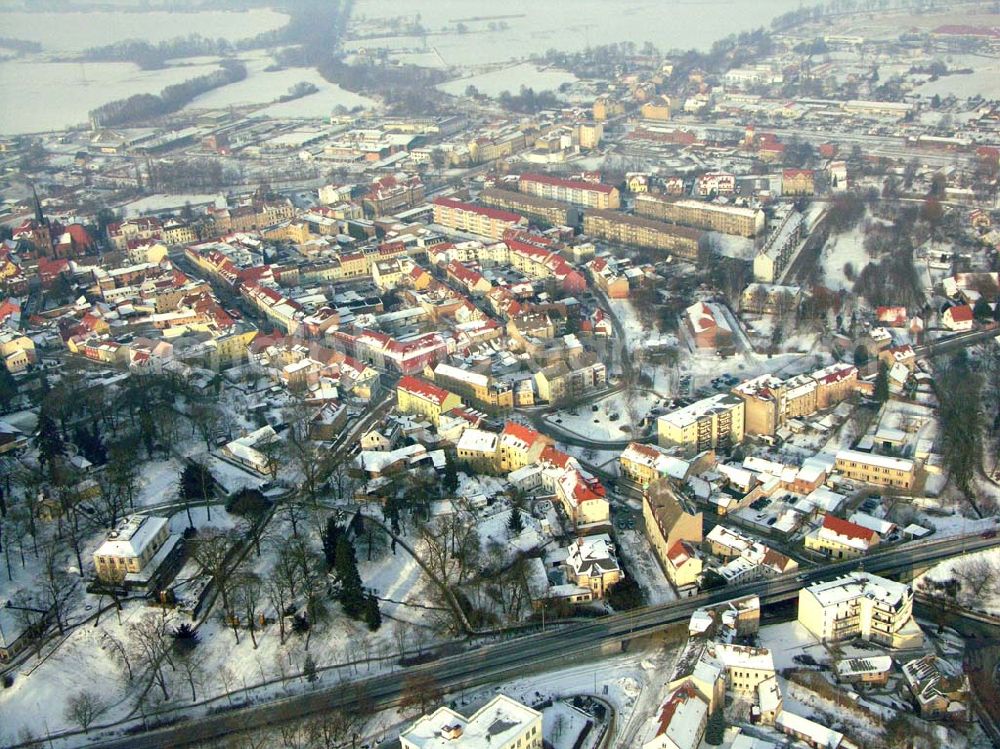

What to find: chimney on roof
left=440, top=724, right=464, bottom=740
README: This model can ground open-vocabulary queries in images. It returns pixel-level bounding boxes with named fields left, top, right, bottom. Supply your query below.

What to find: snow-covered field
left=608, top=299, right=679, bottom=353
left=820, top=221, right=870, bottom=291
left=351, top=0, right=823, bottom=64
left=122, top=193, right=228, bottom=218
left=0, top=58, right=220, bottom=134
left=438, top=63, right=576, bottom=98
left=0, top=9, right=288, bottom=51
left=187, top=53, right=375, bottom=116
left=545, top=390, right=663, bottom=442
left=915, top=56, right=1000, bottom=100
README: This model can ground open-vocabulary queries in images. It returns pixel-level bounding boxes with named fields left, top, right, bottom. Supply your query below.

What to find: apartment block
left=432, top=197, right=527, bottom=241
left=834, top=449, right=916, bottom=490
left=797, top=571, right=918, bottom=648
left=431, top=362, right=513, bottom=415
left=518, top=173, right=620, bottom=210
left=635, top=194, right=765, bottom=237
left=479, top=187, right=575, bottom=227
left=400, top=695, right=542, bottom=749
left=584, top=209, right=702, bottom=260
left=657, top=393, right=745, bottom=455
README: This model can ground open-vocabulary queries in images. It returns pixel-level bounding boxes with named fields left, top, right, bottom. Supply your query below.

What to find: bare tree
left=191, top=527, right=239, bottom=633
left=103, top=630, right=133, bottom=683
left=398, top=673, right=443, bottom=717
left=176, top=648, right=204, bottom=702
left=64, top=691, right=104, bottom=733
left=39, top=543, right=74, bottom=636
left=128, top=613, right=174, bottom=700
left=265, top=544, right=299, bottom=645
left=233, top=570, right=265, bottom=649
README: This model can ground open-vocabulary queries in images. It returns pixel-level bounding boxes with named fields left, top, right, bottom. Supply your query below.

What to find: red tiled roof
left=822, top=514, right=878, bottom=542
left=398, top=375, right=453, bottom=406
left=946, top=304, right=973, bottom=322
left=501, top=421, right=543, bottom=449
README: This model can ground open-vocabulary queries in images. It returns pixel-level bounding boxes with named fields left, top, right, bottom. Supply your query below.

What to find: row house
left=445, top=260, right=492, bottom=296
left=395, top=375, right=463, bottom=426
left=619, top=442, right=691, bottom=488
left=106, top=217, right=162, bottom=251
left=362, top=174, right=425, bottom=218
left=242, top=283, right=303, bottom=335
left=695, top=172, right=736, bottom=196
left=733, top=363, right=858, bottom=437
left=643, top=479, right=703, bottom=588
left=338, top=329, right=449, bottom=375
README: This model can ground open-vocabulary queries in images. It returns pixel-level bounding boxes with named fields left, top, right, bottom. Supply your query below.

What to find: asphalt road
left=86, top=531, right=999, bottom=749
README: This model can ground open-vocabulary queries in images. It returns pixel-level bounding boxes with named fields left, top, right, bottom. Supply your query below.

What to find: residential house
left=396, top=376, right=463, bottom=427
left=804, top=514, right=880, bottom=559
left=564, top=534, right=623, bottom=598
left=644, top=479, right=703, bottom=587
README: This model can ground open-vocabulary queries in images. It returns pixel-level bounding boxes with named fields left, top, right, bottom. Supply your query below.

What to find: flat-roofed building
left=798, top=571, right=917, bottom=648
left=518, top=173, right=620, bottom=210
left=635, top=195, right=765, bottom=237
left=400, top=694, right=542, bottom=749
left=584, top=209, right=703, bottom=260
left=479, top=187, right=575, bottom=227
left=834, top=449, right=916, bottom=490
left=657, top=394, right=745, bottom=455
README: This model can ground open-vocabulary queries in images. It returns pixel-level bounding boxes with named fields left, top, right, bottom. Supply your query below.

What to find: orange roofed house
left=805, top=514, right=880, bottom=559
left=395, top=375, right=463, bottom=426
